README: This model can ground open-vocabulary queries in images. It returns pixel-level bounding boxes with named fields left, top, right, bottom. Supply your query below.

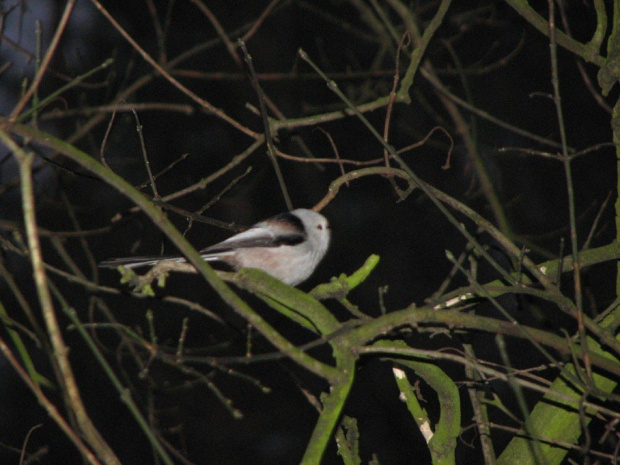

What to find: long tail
left=98, top=255, right=186, bottom=269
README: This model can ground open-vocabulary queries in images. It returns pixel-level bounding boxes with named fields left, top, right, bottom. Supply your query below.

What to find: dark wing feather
left=199, top=223, right=305, bottom=255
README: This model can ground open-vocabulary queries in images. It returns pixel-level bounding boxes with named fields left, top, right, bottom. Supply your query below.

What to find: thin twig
left=155, top=137, right=264, bottom=203
left=547, top=0, right=590, bottom=380
left=0, top=131, right=121, bottom=465
left=463, top=343, right=496, bottom=465
left=241, top=0, right=283, bottom=42
left=300, top=48, right=523, bottom=289
left=238, top=39, right=292, bottom=210
left=144, top=0, right=167, bottom=63
left=383, top=31, right=410, bottom=189
left=10, top=0, right=77, bottom=120
left=131, top=109, right=159, bottom=199
left=41, top=102, right=193, bottom=120
left=0, top=339, right=101, bottom=465
left=496, top=334, right=544, bottom=465
left=99, top=103, right=118, bottom=170
left=275, top=125, right=451, bottom=167
left=315, top=128, right=346, bottom=181
left=188, top=0, right=242, bottom=67
left=88, top=0, right=260, bottom=140
left=183, top=166, right=253, bottom=235
left=421, top=68, right=569, bottom=151
left=137, top=153, right=190, bottom=190
left=47, top=281, right=175, bottom=465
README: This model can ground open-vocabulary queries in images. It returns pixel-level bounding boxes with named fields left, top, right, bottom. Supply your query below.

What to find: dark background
left=0, top=1, right=617, bottom=464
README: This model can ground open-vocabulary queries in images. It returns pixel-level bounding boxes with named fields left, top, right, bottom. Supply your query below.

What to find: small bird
left=99, top=208, right=331, bottom=286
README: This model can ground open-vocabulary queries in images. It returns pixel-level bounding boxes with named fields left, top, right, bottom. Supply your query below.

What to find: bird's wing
left=199, top=223, right=305, bottom=255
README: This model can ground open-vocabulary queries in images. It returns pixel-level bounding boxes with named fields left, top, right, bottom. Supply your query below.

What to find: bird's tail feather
left=98, top=255, right=186, bottom=269
left=99, top=253, right=224, bottom=269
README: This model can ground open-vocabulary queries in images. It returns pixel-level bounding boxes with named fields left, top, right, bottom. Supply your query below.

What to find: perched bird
left=99, top=208, right=331, bottom=286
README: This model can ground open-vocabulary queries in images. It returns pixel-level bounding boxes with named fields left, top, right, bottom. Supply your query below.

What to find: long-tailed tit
left=99, top=208, right=331, bottom=286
